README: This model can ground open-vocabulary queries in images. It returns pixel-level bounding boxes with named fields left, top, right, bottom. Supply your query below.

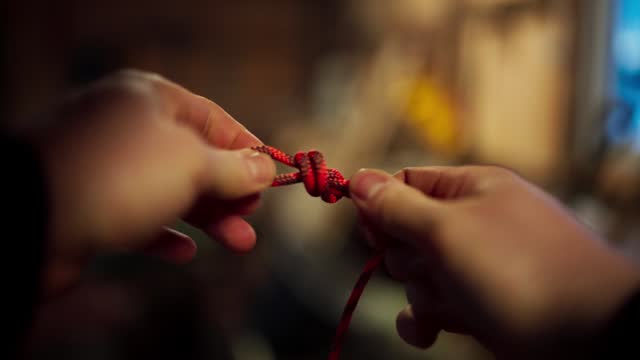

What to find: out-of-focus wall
left=462, top=1, right=575, bottom=184
left=3, top=0, right=344, bottom=142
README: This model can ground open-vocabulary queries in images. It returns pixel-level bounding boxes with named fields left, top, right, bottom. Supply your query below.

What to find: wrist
left=530, top=247, right=640, bottom=358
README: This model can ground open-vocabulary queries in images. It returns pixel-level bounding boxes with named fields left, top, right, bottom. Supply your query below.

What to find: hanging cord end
left=251, top=144, right=383, bottom=360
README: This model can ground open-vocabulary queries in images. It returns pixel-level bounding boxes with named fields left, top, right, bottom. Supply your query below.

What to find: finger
left=396, top=305, right=441, bottom=349
left=384, top=247, right=421, bottom=281
left=393, top=166, right=516, bottom=199
left=205, top=216, right=257, bottom=253
left=175, top=94, right=261, bottom=149
left=199, top=148, right=275, bottom=199
left=406, top=281, right=442, bottom=318
left=406, top=282, right=470, bottom=335
left=186, top=194, right=261, bottom=228
left=350, top=169, right=445, bottom=250
left=356, top=210, right=391, bottom=251
left=215, top=194, right=260, bottom=216
left=226, top=193, right=262, bottom=215
left=121, top=70, right=262, bottom=149
left=141, top=227, right=197, bottom=264
left=357, top=219, right=378, bottom=249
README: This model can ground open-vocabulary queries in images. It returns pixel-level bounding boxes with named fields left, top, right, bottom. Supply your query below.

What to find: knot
left=252, top=145, right=350, bottom=203
left=252, top=145, right=381, bottom=360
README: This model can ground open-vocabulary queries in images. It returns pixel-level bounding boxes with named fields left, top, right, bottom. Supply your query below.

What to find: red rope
left=327, top=253, right=384, bottom=360
left=252, top=145, right=383, bottom=360
left=252, top=145, right=350, bottom=203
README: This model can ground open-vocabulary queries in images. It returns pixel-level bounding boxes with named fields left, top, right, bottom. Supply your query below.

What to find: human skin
left=350, top=166, right=640, bottom=358
left=33, top=70, right=275, bottom=295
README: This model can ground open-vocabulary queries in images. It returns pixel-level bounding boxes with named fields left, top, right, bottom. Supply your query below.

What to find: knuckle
left=110, top=69, right=164, bottom=84
left=80, top=69, right=165, bottom=112
left=100, top=69, right=167, bottom=100
left=485, top=165, right=520, bottom=180
left=465, top=165, right=521, bottom=187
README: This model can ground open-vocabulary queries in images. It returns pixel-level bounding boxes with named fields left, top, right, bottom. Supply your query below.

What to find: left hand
left=34, top=70, right=275, bottom=294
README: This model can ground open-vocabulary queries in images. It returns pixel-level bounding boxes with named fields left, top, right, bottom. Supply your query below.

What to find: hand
left=349, top=166, right=640, bottom=358
left=34, top=70, right=275, bottom=294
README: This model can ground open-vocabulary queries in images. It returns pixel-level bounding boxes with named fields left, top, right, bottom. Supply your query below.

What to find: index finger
left=393, top=166, right=514, bottom=199
left=128, top=70, right=262, bottom=149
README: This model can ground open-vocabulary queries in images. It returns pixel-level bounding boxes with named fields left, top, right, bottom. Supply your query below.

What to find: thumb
left=350, top=169, right=444, bottom=249
left=202, top=148, right=276, bottom=199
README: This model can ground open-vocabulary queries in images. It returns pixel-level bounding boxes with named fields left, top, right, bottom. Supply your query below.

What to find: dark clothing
left=598, top=290, right=640, bottom=358
left=2, top=136, right=48, bottom=358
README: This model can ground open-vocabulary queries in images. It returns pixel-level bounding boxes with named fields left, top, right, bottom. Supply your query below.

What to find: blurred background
left=3, top=0, right=640, bottom=359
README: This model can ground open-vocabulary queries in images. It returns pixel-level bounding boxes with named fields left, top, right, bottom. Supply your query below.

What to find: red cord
left=252, top=145, right=383, bottom=360
left=327, top=253, right=384, bottom=360
left=252, top=145, right=350, bottom=203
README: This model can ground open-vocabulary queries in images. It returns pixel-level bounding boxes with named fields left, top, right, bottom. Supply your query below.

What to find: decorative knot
left=251, top=144, right=382, bottom=360
left=252, top=145, right=350, bottom=203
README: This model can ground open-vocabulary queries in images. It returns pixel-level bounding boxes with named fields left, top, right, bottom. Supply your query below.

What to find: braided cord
left=252, top=145, right=382, bottom=360
left=253, top=145, right=350, bottom=203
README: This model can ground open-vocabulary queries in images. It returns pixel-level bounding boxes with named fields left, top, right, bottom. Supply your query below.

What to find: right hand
left=349, top=166, right=640, bottom=358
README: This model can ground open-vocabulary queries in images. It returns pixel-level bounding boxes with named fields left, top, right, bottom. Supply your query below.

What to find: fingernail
left=350, top=169, right=390, bottom=200
left=242, top=150, right=275, bottom=184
